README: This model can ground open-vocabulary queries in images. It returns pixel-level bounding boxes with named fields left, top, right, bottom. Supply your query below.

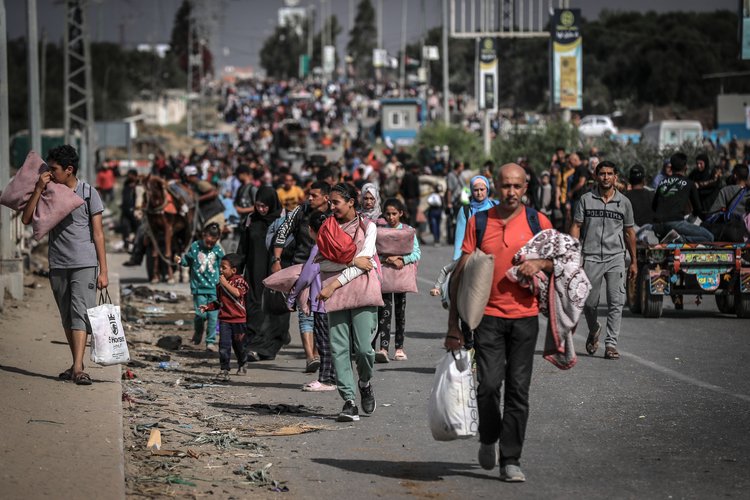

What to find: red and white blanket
left=506, top=229, right=591, bottom=370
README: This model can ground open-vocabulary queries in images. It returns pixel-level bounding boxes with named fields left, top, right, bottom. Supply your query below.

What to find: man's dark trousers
left=474, top=315, right=539, bottom=466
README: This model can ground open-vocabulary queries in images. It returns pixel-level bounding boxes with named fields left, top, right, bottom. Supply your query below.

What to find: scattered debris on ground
left=121, top=285, right=330, bottom=497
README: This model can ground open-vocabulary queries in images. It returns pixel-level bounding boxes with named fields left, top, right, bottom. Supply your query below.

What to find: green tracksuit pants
left=328, top=306, right=377, bottom=402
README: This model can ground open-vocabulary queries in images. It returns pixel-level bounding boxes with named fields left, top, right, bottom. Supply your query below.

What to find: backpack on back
left=265, top=209, right=295, bottom=251
left=473, top=205, right=542, bottom=247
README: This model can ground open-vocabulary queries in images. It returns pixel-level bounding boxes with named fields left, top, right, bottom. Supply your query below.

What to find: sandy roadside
left=0, top=279, right=125, bottom=500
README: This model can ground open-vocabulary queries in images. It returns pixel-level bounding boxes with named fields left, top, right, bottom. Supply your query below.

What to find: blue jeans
left=658, top=220, right=714, bottom=243
left=427, top=207, right=442, bottom=244
left=298, top=309, right=314, bottom=334
left=219, top=322, right=246, bottom=370
left=192, top=293, right=218, bottom=345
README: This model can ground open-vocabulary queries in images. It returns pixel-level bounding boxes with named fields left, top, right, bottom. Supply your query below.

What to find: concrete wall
left=130, top=91, right=187, bottom=126
left=0, top=258, right=24, bottom=313
left=717, top=94, right=750, bottom=139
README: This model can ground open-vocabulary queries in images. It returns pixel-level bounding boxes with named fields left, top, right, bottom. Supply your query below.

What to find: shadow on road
left=378, top=366, right=436, bottom=375
left=401, top=330, right=446, bottom=340
left=208, top=401, right=327, bottom=418
left=312, top=458, right=488, bottom=481
left=0, top=363, right=62, bottom=381
left=621, top=309, right=731, bottom=320
left=0, top=363, right=115, bottom=384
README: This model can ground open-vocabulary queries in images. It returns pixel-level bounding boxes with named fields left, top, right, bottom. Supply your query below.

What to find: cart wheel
left=715, top=294, right=735, bottom=314
left=640, top=268, right=663, bottom=318
left=627, top=270, right=642, bottom=314
left=736, top=293, right=750, bottom=319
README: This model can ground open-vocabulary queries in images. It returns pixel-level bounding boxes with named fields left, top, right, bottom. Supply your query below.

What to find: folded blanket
left=0, top=151, right=85, bottom=240
left=506, top=229, right=591, bottom=370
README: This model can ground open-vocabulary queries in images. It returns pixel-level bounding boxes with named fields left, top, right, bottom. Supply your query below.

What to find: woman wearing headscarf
left=452, top=174, right=499, bottom=260
left=242, top=186, right=291, bottom=361
left=688, top=153, right=722, bottom=214
left=359, top=183, right=382, bottom=221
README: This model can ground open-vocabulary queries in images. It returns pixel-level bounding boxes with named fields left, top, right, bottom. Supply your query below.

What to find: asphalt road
left=113, top=238, right=750, bottom=499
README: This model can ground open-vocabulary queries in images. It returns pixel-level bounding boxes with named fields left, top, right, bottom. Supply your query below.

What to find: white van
left=641, top=120, right=703, bottom=150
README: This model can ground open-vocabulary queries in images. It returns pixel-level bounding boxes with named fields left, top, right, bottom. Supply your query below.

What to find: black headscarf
left=251, top=186, right=282, bottom=225
left=688, top=154, right=713, bottom=183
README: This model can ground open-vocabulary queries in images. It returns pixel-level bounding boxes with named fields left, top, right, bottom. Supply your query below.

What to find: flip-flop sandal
left=58, top=368, right=74, bottom=380
left=585, top=323, right=601, bottom=356
left=604, top=347, right=620, bottom=360
left=73, top=372, right=93, bottom=385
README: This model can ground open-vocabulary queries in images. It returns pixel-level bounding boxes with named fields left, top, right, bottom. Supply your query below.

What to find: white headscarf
left=359, top=183, right=382, bottom=220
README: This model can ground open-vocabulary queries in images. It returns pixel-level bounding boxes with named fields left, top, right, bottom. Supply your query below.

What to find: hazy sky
left=6, top=0, right=740, bottom=74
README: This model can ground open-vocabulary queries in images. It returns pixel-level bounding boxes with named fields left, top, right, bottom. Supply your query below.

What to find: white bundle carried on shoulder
left=427, top=349, right=478, bottom=441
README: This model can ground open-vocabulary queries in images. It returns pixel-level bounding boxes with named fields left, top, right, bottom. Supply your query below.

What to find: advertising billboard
left=477, top=37, right=498, bottom=112
left=551, top=9, right=582, bottom=110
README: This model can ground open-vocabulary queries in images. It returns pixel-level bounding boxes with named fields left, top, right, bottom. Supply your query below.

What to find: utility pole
left=27, top=0, right=41, bottom=154
left=320, top=0, right=326, bottom=78
left=399, top=1, right=406, bottom=96
left=375, top=0, right=383, bottom=95
left=1, top=0, right=12, bottom=261
left=442, top=0, right=449, bottom=125
left=40, top=28, right=46, bottom=128
left=1, top=0, right=23, bottom=302
left=197, top=34, right=204, bottom=132
left=377, top=0, right=382, bottom=50
left=64, top=0, right=95, bottom=182
left=186, top=13, right=192, bottom=138
left=307, top=4, right=315, bottom=80
left=348, top=0, right=354, bottom=35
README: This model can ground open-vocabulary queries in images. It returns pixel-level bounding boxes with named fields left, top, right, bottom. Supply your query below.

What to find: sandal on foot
left=73, top=372, right=92, bottom=385
left=302, top=380, right=336, bottom=392
left=59, top=367, right=74, bottom=380
left=604, top=346, right=620, bottom=360
left=374, top=349, right=390, bottom=363
left=305, top=358, right=321, bottom=373
left=585, top=322, right=601, bottom=356
left=394, top=349, right=408, bottom=361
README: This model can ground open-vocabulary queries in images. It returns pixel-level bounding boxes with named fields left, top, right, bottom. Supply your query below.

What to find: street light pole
left=399, top=1, right=406, bottom=96
left=26, top=0, right=41, bottom=154
left=1, top=0, right=23, bottom=302
left=1, top=0, right=12, bottom=261
left=442, top=0, right=449, bottom=125
left=186, top=14, right=192, bottom=138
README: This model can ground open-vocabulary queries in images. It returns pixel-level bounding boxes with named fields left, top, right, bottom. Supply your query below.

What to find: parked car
left=579, top=115, right=618, bottom=137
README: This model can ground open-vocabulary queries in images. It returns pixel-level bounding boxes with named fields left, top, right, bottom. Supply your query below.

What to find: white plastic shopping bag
left=87, top=290, right=130, bottom=366
left=428, top=349, right=478, bottom=441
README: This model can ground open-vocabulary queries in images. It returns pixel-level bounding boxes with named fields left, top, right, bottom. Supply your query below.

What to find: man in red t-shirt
left=446, top=163, right=553, bottom=483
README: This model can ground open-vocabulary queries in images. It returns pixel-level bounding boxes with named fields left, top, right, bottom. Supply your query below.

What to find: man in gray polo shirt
left=570, top=161, right=637, bottom=360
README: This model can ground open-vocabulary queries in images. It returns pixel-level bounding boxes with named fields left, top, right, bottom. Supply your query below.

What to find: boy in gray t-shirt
left=22, top=145, right=109, bottom=386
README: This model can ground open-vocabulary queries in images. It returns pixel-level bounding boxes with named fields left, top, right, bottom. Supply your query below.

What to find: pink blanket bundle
left=506, top=229, right=591, bottom=370
left=0, top=151, right=84, bottom=240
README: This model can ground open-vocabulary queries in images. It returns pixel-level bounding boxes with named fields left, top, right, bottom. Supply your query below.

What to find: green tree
left=260, top=18, right=306, bottom=79
left=6, top=38, right=186, bottom=136
left=169, top=0, right=191, bottom=65
left=347, top=0, right=377, bottom=78
left=168, top=0, right=213, bottom=89
left=413, top=122, right=486, bottom=168
left=491, top=121, right=580, bottom=172
left=312, top=15, right=343, bottom=69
